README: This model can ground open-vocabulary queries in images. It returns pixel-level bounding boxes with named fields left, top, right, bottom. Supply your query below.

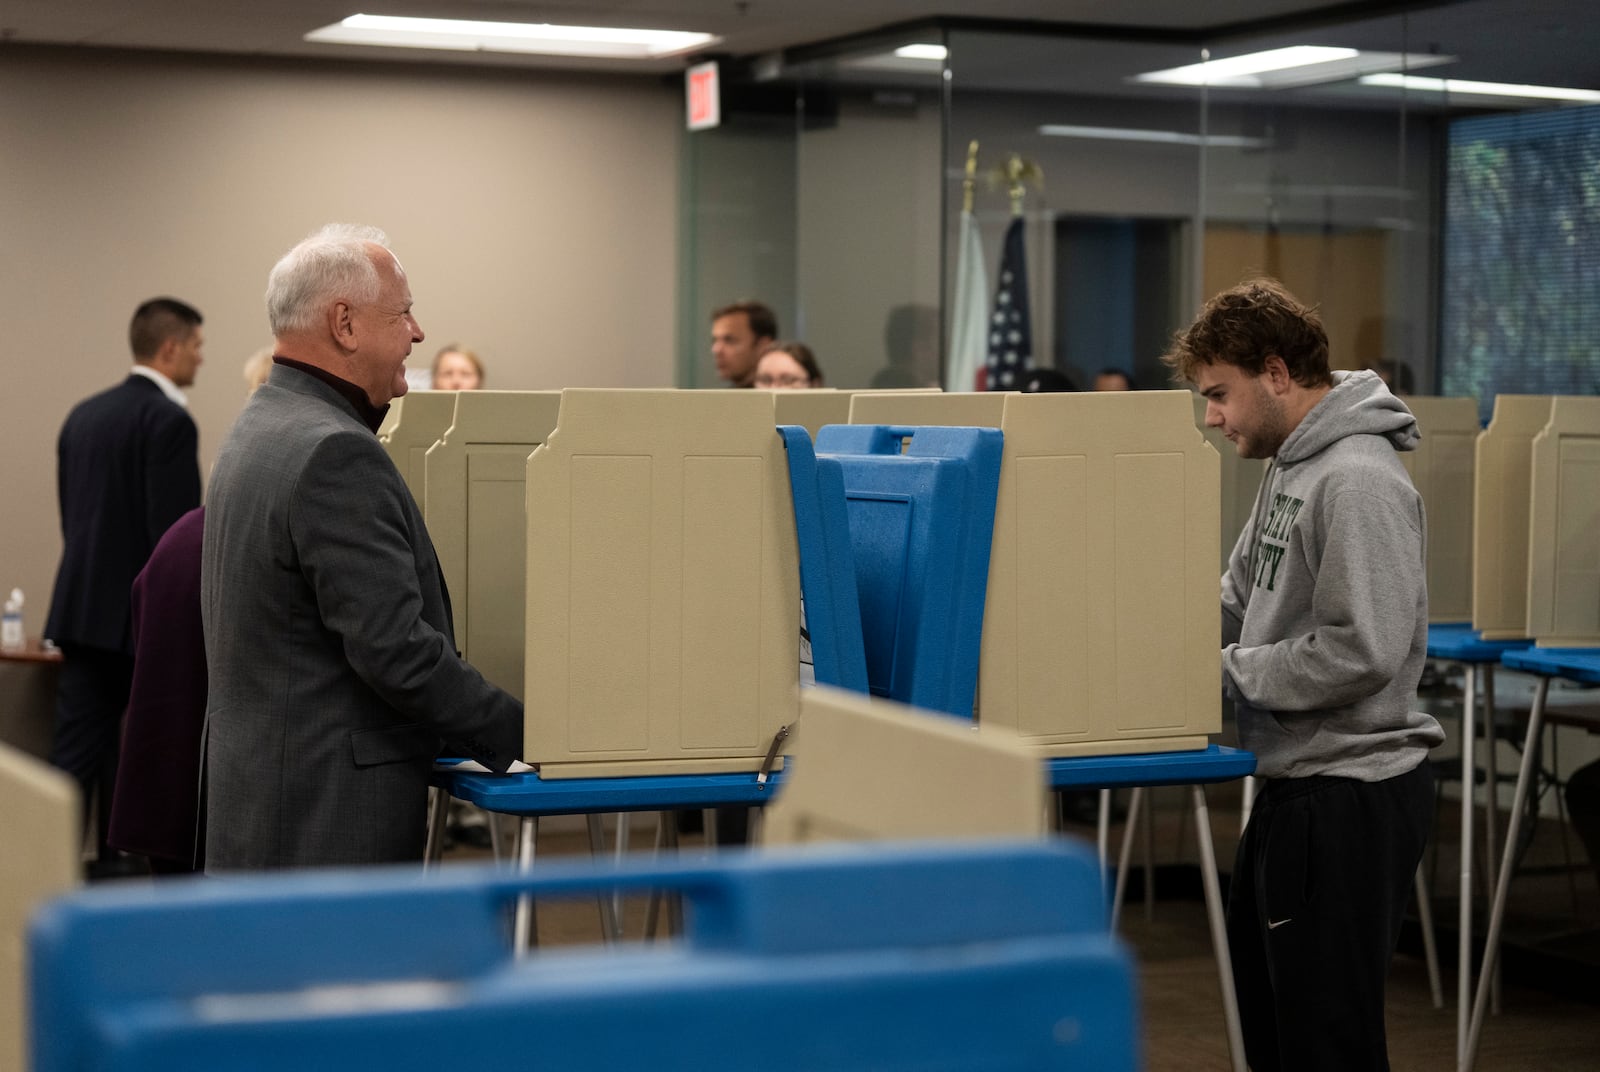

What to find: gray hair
left=265, top=223, right=390, bottom=336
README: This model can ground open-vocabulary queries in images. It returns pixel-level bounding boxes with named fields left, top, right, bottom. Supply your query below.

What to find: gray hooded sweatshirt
left=1223, top=369, right=1445, bottom=780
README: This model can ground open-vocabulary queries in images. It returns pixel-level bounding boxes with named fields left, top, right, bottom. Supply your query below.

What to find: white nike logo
left=1267, top=918, right=1293, bottom=930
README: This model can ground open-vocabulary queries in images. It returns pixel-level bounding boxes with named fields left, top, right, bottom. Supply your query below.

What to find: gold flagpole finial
left=989, top=153, right=1044, bottom=217
left=962, top=140, right=980, bottom=215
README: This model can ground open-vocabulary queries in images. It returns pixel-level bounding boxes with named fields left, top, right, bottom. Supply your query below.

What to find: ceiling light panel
left=305, top=14, right=718, bottom=59
left=1133, top=46, right=1453, bottom=90
left=1359, top=73, right=1600, bottom=103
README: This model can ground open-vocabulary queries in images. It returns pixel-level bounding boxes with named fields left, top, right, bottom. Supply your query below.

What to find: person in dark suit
left=201, top=223, right=521, bottom=870
left=45, top=297, right=204, bottom=872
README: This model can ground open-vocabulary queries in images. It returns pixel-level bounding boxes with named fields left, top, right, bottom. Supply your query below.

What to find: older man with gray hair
left=201, top=224, right=522, bottom=870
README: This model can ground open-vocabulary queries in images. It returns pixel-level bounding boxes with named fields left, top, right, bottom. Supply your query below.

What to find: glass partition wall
left=680, top=0, right=1592, bottom=397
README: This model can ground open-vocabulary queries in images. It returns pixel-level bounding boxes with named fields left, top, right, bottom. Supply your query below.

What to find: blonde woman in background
left=242, top=347, right=274, bottom=393
left=431, top=344, right=485, bottom=390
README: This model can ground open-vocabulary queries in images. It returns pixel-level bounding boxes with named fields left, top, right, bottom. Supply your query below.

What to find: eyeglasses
left=755, top=374, right=812, bottom=388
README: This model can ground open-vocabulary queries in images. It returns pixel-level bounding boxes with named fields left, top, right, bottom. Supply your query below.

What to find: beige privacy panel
left=763, top=686, right=1045, bottom=847
left=849, top=390, right=1009, bottom=431
left=983, top=392, right=1219, bottom=755
left=524, top=389, right=799, bottom=778
left=424, top=391, right=562, bottom=699
left=1526, top=396, right=1600, bottom=647
left=1473, top=396, right=1553, bottom=639
left=1, top=743, right=77, bottom=1072
left=850, top=390, right=1219, bottom=755
left=1400, top=397, right=1480, bottom=624
left=1192, top=393, right=1269, bottom=575
left=772, top=390, right=854, bottom=438
left=377, top=390, right=459, bottom=509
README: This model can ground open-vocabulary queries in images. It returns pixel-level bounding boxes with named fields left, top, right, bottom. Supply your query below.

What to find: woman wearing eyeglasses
left=753, top=341, right=824, bottom=389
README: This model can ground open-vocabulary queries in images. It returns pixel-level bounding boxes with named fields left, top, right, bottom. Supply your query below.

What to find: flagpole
left=980, top=154, right=1043, bottom=391
left=962, top=140, right=978, bottom=215
left=947, top=142, right=989, bottom=393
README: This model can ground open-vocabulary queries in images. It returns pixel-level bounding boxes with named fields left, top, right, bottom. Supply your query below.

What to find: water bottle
left=1, top=588, right=23, bottom=652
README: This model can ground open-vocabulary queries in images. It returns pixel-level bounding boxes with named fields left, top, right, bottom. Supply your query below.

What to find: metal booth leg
left=423, top=787, right=448, bottom=869
left=1414, top=864, right=1444, bottom=1009
left=1481, top=666, right=1503, bottom=1016
left=1457, top=663, right=1478, bottom=1063
left=1191, top=784, right=1247, bottom=1072
left=1110, top=787, right=1145, bottom=932
left=586, top=813, right=622, bottom=942
left=512, top=816, right=540, bottom=958
left=1463, top=676, right=1549, bottom=1072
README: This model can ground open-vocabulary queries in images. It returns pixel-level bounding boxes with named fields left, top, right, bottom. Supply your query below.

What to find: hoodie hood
left=1276, top=368, right=1419, bottom=466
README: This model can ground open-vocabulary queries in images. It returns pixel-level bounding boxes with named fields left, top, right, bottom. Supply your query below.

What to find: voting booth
left=376, top=390, right=459, bottom=509
left=765, top=686, right=1046, bottom=845
left=1525, top=396, right=1600, bottom=646
left=849, top=390, right=1221, bottom=757
left=814, top=423, right=1003, bottom=719
left=771, top=389, right=855, bottom=438
left=425, top=391, right=563, bottom=699
left=1473, top=395, right=1553, bottom=639
left=1400, top=397, right=1480, bottom=624
left=1192, top=392, right=1269, bottom=575
left=523, top=390, right=801, bottom=777
left=2, top=744, right=76, bottom=1072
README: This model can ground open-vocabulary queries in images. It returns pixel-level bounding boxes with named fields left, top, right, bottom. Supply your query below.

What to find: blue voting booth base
left=815, top=423, right=1003, bottom=720
left=1426, top=622, right=1532, bottom=663
left=31, top=840, right=1138, bottom=1072
left=1047, top=744, right=1254, bottom=791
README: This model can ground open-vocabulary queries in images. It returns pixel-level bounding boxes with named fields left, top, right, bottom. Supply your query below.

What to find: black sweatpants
left=1227, top=762, right=1434, bottom=1072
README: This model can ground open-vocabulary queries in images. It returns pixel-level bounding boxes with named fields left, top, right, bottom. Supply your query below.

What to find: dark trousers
left=49, top=644, right=135, bottom=856
left=1227, top=762, right=1434, bottom=1072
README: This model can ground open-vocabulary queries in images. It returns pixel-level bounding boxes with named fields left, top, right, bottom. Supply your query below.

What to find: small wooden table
left=0, top=637, right=63, bottom=760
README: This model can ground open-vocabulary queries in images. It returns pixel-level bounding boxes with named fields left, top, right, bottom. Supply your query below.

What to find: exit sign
left=687, top=61, right=720, bottom=131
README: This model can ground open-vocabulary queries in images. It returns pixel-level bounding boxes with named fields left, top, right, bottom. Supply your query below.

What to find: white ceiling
left=1, top=0, right=1593, bottom=97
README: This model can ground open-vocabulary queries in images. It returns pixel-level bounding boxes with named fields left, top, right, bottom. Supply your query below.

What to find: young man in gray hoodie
left=1165, top=279, right=1444, bottom=1072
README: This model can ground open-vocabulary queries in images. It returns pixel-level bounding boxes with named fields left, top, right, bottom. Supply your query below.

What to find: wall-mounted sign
left=687, top=61, right=720, bottom=131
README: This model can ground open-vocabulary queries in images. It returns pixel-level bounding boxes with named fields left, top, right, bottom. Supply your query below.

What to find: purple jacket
left=108, top=506, right=206, bottom=869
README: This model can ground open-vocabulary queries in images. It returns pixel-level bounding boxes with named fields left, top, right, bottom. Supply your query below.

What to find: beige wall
left=0, top=47, right=679, bottom=627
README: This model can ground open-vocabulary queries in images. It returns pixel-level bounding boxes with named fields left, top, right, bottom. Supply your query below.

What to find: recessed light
left=1358, top=73, right=1600, bottom=104
left=1135, top=46, right=1359, bottom=87
left=305, top=14, right=719, bottom=59
left=893, top=44, right=948, bottom=62
left=1038, top=124, right=1271, bottom=149
left=1134, top=46, right=1453, bottom=90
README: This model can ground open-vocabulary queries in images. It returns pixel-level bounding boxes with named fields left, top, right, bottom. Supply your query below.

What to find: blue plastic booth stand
left=31, top=840, right=1138, bottom=1072
left=814, top=423, right=1003, bottom=719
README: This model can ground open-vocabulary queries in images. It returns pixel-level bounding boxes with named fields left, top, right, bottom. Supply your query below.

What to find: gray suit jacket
left=201, top=364, right=521, bottom=869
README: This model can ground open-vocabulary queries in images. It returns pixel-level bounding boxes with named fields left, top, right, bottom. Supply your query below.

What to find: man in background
left=1092, top=367, right=1134, bottom=391
left=710, top=300, right=777, bottom=388
left=201, top=223, right=521, bottom=869
left=1164, top=278, right=1442, bottom=1072
left=45, top=297, right=204, bottom=876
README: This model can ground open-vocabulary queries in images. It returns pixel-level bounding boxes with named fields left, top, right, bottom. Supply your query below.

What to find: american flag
left=985, top=216, right=1032, bottom=390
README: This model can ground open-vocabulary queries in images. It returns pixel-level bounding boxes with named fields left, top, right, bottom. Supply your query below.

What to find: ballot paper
left=432, top=758, right=536, bottom=774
